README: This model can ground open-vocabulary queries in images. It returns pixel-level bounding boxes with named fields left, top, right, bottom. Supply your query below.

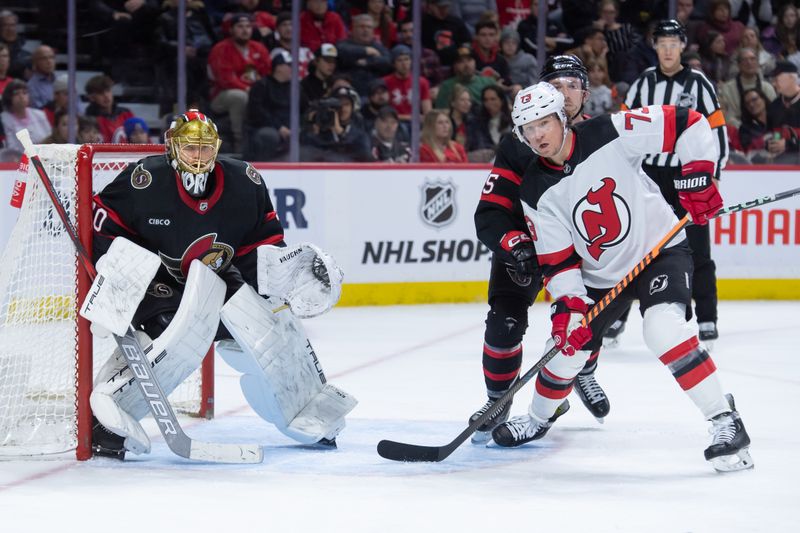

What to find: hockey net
left=0, top=144, right=214, bottom=460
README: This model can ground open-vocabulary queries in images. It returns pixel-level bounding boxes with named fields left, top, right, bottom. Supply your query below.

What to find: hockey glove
left=675, top=161, right=722, bottom=225
left=500, top=231, right=538, bottom=276
left=550, top=296, right=592, bottom=356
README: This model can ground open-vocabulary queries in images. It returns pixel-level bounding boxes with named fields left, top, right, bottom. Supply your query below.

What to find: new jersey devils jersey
left=93, top=155, right=285, bottom=287
left=519, top=105, right=719, bottom=299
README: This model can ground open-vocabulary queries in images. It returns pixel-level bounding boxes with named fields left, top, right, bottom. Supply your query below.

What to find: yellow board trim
left=338, top=280, right=800, bottom=306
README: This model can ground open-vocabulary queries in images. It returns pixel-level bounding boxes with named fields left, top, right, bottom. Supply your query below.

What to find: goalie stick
left=377, top=185, right=800, bottom=462
left=16, top=130, right=263, bottom=464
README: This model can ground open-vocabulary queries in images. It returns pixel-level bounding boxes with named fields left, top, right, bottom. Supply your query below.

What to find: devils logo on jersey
left=159, top=233, right=234, bottom=283
left=572, top=177, right=631, bottom=261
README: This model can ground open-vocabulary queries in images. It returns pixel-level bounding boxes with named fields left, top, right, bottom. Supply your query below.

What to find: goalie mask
left=165, top=110, right=222, bottom=198
left=512, top=82, right=568, bottom=155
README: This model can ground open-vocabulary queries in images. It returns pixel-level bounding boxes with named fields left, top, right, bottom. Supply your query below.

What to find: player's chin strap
left=256, top=243, right=344, bottom=318
left=218, top=285, right=357, bottom=444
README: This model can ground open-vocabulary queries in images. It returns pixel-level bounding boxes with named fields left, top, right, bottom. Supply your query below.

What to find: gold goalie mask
left=165, top=110, right=222, bottom=198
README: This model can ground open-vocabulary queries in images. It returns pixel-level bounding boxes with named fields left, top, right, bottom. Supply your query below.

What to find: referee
left=607, top=19, right=728, bottom=349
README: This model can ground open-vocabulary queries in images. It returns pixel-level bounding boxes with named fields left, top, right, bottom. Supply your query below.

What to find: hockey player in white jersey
left=490, top=82, right=753, bottom=472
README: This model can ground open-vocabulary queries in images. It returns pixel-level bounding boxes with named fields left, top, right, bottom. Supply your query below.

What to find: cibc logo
left=420, top=178, right=457, bottom=228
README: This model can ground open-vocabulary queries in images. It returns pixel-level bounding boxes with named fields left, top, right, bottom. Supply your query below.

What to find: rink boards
left=1, top=162, right=799, bottom=304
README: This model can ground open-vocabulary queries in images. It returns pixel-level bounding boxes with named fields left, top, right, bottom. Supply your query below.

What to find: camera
left=314, top=97, right=342, bottom=130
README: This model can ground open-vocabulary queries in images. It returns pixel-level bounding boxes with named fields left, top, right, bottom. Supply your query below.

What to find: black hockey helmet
left=653, top=19, right=687, bottom=45
left=539, top=55, right=589, bottom=90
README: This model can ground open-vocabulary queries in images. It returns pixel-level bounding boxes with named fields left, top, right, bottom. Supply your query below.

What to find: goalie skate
left=705, top=394, right=754, bottom=473
left=492, top=399, right=570, bottom=447
left=469, top=396, right=513, bottom=444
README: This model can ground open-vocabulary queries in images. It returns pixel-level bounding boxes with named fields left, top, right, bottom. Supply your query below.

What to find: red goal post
left=0, top=143, right=213, bottom=461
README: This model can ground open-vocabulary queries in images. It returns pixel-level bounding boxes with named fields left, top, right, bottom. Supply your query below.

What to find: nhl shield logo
left=420, top=179, right=457, bottom=228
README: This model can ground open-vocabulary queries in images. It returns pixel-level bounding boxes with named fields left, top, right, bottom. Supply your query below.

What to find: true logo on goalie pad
left=420, top=179, right=457, bottom=228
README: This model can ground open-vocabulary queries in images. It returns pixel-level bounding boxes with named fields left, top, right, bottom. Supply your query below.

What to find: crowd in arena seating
left=1, top=1, right=799, bottom=164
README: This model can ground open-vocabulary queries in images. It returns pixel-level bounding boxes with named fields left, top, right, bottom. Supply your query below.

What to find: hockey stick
left=16, top=130, right=263, bottom=464
left=377, top=186, right=800, bottom=462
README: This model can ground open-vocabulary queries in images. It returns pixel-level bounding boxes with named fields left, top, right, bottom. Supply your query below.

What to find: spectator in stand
left=584, top=58, right=613, bottom=116
left=718, top=47, right=776, bottom=129
left=42, top=75, right=69, bottom=126
left=675, top=0, right=702, bottom=50
left=77, top=116, right=102, bottom=144
left=397, top=17, right=446, bottom=88
left=156, top=0, right=217, bottom=112
left=422, top=0, right=473, bottom=67
left=267, top=12, right=314, bottom=78
left=517, top=0, right=571, bottom=57
left=86, top=1, right=160, bottom=61
left=695, top=0, right=745, bottom=56
left=27, top=46, right=57, bottom=110
left=328, top=73, right=356, bottom=93
left=43, top=108, right=69, bottom=144
left=435, top=45, right=496, bottom=108
left=124, top=117, right=150, bottom=144
left=683, top=50, right=704, bottom=72
left=301, top=43, right=338, bottom=112
left=236, top=0, right=276, bottom=41
left=370, top=105, right=411, bottom=162
left=766, top=61, right=800, bottom=164
left=419, top=108, right=468, bottom=163
left=0, top=11, right=30, bottom=79
left=0, top=43, right=14, bottom=98
left=595, top=0, right=644, bottom=83
left=302, top=85, right=373, bottom=162
left=207, top=13, right=271, bottom=153
left=244, top=50, right=292, bottom=162
left=337, top=14, right=392, bottom=97
left=762, top=4, right=800, bottom=69
left=83, top=75, right=134, bottom=143
left=448, top=83, right=477, bottom=148
left=699, top=30, right=732, bottom=83
left=301, top=0, right=348, bottom=53
left=472, top=20, right=511, bottom=86
left=362, top=78, right=391, bottom=133
left=735, top=26, right=775, bottom=78
left=616, top=19, right=658, bottom=84
left=496, top=0, right=531, bottom=29
left=500, top=28, right=537, bottom=91
left=735, top=87, right=770, bottom=162
left=561, top=0, right=602, bottom=36
left=450, top=0, right=498, bottom=35
left=0, top=80, right=51, bottom=153
left=383, top=44, right=432, bottom=123
left=365, top=0, right=398, bottom=48
left=565, top=27, right=609, bottom=78
left=468, top=84, right=511, bottom=161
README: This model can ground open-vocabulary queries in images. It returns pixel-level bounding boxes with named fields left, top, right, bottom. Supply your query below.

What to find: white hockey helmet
left=512, top=82, right=567, bottom=150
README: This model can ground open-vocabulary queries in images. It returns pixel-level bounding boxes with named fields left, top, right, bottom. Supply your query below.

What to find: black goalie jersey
left=92, top=154, right=285, bottom=288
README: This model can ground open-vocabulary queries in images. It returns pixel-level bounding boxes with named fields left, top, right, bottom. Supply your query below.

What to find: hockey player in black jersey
left=85, top=110, right=356, bottom=459
left=489, top=82, right=752, bottom=472
left=470, top=56, right=608, bottom=445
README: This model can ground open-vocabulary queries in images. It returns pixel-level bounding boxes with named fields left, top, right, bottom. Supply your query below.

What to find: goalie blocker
left=81, top=237, right=354, bottom=457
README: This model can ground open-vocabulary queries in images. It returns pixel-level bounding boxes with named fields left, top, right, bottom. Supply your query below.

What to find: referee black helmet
left=653, top=19, right=687, bottom=45
left=540, top=55, right=589, bottom=90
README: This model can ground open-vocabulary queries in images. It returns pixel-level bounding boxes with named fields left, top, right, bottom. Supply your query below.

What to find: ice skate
left=698, top=322, right=718, bottom=352
left=705, top=394, right=754, bottom=472
left=469, top=396, right=513, bottom=444
left=492, top=399, right=570, bottom=447
left=91, top=416, right=126, bottom=460
left=574, top=371, right=610, bottom=422
left=602, top=319, right=626, bottom=348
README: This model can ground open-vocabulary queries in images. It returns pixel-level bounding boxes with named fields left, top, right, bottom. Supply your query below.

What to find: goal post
left=0, top=143, right=214, bottom=461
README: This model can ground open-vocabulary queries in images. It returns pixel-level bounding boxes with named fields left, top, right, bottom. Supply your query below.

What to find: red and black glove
left=675, top=161, right=723, bottom=225
left=500, top=231, right=538, bottom=276
left=550, top=296, right=592, bottom=355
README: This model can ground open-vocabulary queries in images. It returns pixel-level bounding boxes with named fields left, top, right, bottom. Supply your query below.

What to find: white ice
left=1, top=301, right=797, bottom=532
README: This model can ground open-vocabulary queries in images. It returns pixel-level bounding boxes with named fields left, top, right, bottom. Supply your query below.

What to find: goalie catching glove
left=257, top=243, right=343, bottom=318
left=675, top=161, right=722, bottom=225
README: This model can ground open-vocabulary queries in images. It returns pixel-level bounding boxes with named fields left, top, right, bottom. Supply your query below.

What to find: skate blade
left=471, top=430, right=492, bottom=445
left=710, top=448, right=754, bottom=472
left=699, top=339, right=715, bottom=352
left=594, top=416, right=605, bottom=425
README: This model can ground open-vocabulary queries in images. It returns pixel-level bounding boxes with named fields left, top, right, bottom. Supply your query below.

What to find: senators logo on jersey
left=572, top=178, right=631, bottom=261
left=159, top=233, right=234, bottom=283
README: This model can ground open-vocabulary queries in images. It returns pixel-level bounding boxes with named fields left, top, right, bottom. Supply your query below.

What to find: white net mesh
left=0, top=144, right=206, bottom=459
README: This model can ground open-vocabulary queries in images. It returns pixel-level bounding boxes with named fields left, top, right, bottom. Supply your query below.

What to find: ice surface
left=1, top=301, right=797, bottom=532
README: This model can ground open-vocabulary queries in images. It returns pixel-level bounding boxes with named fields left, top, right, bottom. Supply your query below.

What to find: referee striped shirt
left=623, top=65, right=728, bottom=175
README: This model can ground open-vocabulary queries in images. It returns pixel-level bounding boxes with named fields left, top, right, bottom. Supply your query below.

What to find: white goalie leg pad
left=219, top=285, right=357, bottom=444
left=256, top=243, right=344, bottom=318
left=80, top=237, right=161, bottom=337
left=91, top=260, right=226, bottom=451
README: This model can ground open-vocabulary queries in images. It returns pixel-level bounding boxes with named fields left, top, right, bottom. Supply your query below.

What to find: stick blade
left=15, top=128, right=34, bottom=154
left=377, top=439, right=448, bottom=462
left=189, top=441, right=264, bottom=464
